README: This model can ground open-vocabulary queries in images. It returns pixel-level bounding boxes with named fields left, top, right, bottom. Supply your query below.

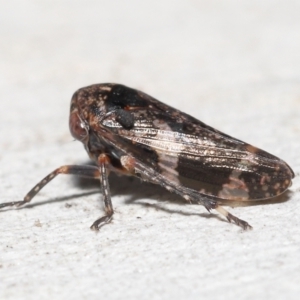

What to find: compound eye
left=69, top=111, right=88, bottom=141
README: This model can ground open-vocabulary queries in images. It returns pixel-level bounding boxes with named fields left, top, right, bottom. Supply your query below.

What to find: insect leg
left=90, top=154, right=114, bottom=231
left=179, top=190, right=252, bottom=229
left=213, top=204, right=252, bottom=230
left=0, top=165, right=100, bottom=209
left=134, top=160, right=252, bottom=230
left=177, top=188, right=252, bottom=230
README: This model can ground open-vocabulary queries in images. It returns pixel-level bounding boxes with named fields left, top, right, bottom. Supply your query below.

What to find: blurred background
left=1, top=1, right=300, bottom=151
left=0, top=1, right=299, bottom=300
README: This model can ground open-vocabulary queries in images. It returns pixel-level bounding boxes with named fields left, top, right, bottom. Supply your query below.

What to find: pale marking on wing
left=158, top=153, right=180, bottom=185
left=128, top=132, right=280, bottom=174
left=153, top=120, right=180, bottom=185
left=218, top=170, right=249, bottom=200
left=103, top=120, right=282, bottom=174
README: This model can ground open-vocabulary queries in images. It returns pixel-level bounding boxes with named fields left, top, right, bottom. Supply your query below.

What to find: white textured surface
left=0, top=1, right=300, bottom=299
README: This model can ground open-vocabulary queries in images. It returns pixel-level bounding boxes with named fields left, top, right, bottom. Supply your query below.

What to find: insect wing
left=100, top=89, right=294, bottom=201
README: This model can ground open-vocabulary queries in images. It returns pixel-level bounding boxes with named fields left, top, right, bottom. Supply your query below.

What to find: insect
left=0, top=84, right=294, bottom=230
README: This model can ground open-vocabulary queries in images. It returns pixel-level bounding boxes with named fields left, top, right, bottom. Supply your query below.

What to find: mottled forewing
left=102, top=86, right=293, bottom=201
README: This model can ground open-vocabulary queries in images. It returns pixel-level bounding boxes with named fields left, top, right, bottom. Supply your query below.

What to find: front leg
left=90, top=154, right=114, bottom=230
left=0, top=165, right=100, bottom=209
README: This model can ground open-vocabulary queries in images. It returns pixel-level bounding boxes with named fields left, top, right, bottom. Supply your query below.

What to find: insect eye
left=69, top=112, right=88, bottom=142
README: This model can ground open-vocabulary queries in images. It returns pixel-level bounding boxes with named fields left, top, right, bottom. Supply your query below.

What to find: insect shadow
left=68, top=161, right=217, bottom=220
left=74, top=169, right=223, bottom=222
left=71, top=161, right=293, bottom=221
left=1, top=161, right=292, bottom=222
left=0, top=191, right=99, bottom=212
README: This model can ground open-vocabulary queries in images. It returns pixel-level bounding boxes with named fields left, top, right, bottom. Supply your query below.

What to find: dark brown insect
left=0, top=84, right=294, bottom=230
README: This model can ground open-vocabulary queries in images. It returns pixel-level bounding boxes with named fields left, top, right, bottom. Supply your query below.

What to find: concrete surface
left=0, top=1, right=299, bottom=299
